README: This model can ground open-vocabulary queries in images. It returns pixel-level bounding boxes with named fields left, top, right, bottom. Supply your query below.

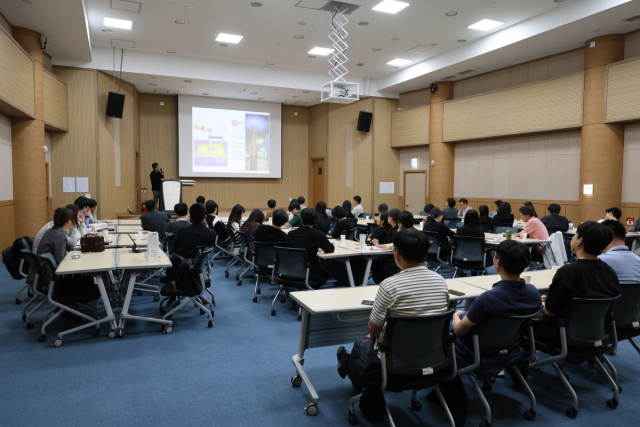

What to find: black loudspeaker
left=106, top=91, right=125, bottom=119
left=356, top=111, right=373, bottom=132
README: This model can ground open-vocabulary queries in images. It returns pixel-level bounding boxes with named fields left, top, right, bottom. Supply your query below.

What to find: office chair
left=423, top=231, right=451, bottom=273
left=545, top=227, right=565, bottom=236
left=479, top=222, right=493, bottom=233
left=608, top=284, right=640, bottom=374
left=235, top=231, right=255, bottom=286
left=328, top=218, right=338, bottom=234
left=272, top=247, right=314, bottom=319
left=20, top=250, right=50, bottom=330
left=366, top=223, right=380, bottom=239
left=348, top=311, right=457, bottom=427
left=528, top=296, right=621, bottom=418
left=450, top=236, right=489, bottom=277
left=224, top=227, right=244, bottom=278
left=14, top=238, right=33, bottom=304
left=252, top=241, right=285, bottom=303
left=444, top=219, right=460, bottom=229
left=493, top=225, right=519, bottom=235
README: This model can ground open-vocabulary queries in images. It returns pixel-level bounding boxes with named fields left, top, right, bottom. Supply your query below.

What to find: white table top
left=56, top=249, right=116, bottom=275
left=115, top=224, right=145, bottom=234
left=117, top=248, right=172, bottom=269
left=318, top=239, right=393, bottom=259
left=454, top=268, right=558, bottom=291
left=484, top=233, right=550, bottom=245
left=117, top=219, right=142, bottom=225
left=117, top=233, right=150, bottom=248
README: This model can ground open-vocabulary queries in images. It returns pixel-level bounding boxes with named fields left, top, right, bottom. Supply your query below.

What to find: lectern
left=160, top=179, right=196, bottom=213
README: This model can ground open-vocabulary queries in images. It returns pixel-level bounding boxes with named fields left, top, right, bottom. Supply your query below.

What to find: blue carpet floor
left=1, top=259, right=639, bottom=427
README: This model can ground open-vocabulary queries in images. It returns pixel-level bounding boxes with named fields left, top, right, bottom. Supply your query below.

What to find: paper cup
left=365, top=216, right=370, bottom=221
left=360, top=234, right=366, bottom=248
left=521, top=232, right=527, bottom=239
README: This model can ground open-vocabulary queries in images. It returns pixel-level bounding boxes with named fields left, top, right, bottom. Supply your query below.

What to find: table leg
left=97, top=272, right=117, bottom=331
left=345, top=258, right=355, bottom=288
left=361, top=257, right=373, bottom=287
left=118, top=269, right=171, bottom=333
left=291, top=308, right=320, bottom=406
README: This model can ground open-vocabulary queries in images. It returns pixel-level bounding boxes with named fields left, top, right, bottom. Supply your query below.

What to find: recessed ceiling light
left=392, top=37, right=400, bottom=41
left=250, top=2, right=262, bottom=7
left=294, top=35, right=304, bottom=39
left=357, top=63, right=364, bottom=66
left=372, top=1, right=409, bottom=14
left=358, top=22, right=369, bottom=26
left=372, top=47, right=382, bottom=51
left=457, top=39, right=467, bottom=43
left=445, top=11, right=457, bottom=17
left=148, top=83, right=157, bottom=86
left=266, top=62, right=274, bottom=65
left=202, top=93, right=209, bottom=95
left=387, top=58, right=413, bottom=66
left=216, top=33, right=243, bottom=43
left=308, top=47, right=334, bottom=56
left=468, top=19, right=504, bottom=31
left=104, top=17, right=133, bottom=30
left=167, top=50, right=176, bottom=54
left=219, top=44, right=229, bottom=47
left=298, top=22, right=306, bottom=25
left=308, top=55, right=316, bottom=58
left=102, top=29, right=114, bottom=33
left=183, top=80, right=192, bottom=83
left=174, top=19, right=187, bottom=24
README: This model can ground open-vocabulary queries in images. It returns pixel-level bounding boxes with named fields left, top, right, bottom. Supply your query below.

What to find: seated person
left=457, top=209, right=485, bottom=238
left=240, top=208, right=265, bottom=255
left=33, top=204, right=80, bottom=253
left=443, top=198, right=459, bottom=220
left=37, top=207, right=76, bottom=285
left=452, top=240, right=541, bottom=386
left=457, top=198, right=471, bottom=219
left=375, top=203, right=388, bottom=218
left=370, top=208, right=401, bottom=284
left=286, top=201, right=302, bottom=228
left=313, top=201, right=331, bottom=234
left=298, top=196, right=307, bottom=210
left=255, top=208, right=289, bottom=243
left=423, top=203, right=435, bottom=218
left=227, top=204, right=246, bottom=252
left=140, top=200, right=170, bottom=234
left=87, top=199, right=107, bottom=224
left=264, top=199, right=277, bottom=222
left=523, top=201, right=538, bottom=218
left=491, top=202, right=514, bottom=224
left=74, top=197, right=96, bottom=236
left=337, top=228, right=450, bottom=388
left=599, top=207, right=621, bottom=223
left=488, top=200, right=502, bottom=218
left=513, top=206, right=549, bottom=257
left=342, top=200, right=357, bottom=221
left=160, top=203, right=191, bottom=242
left=535, top=221, right=620, bottom=345
left=196, top=196, right=205, bottom=204
left=331, top=206, right=353, bottom=239
left=171, top=203, right=217, bottom=259
left=205, top=200, right=228, bottom=238
left=540, top=203, right=569, bottom=232
left=478, top=205, right=491, bottom=223
left=287, top=208, right=335, bottom=288
left=422, top=207, right=455, bottom=257
left=599, top=220, right=640, bottom=284
left=398, top=210, right=414, bottom=230
left=352, top=195, right=364, bottom=218
left=367, top=211, right=391, bottom=243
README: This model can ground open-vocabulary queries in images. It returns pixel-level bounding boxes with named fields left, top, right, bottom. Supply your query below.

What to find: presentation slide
left=178, top=95, right=282, bottom=178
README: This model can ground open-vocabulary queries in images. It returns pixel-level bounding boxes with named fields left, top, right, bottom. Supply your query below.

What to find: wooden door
left=45, top=162, right=52, bottom=221
left=404, top=171, right=427, bottom=214
left=311, top=158, right=325, bottom=206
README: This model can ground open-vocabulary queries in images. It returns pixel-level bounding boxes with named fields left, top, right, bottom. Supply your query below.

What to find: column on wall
left=427, top=82, right=454, bottom=207
left=579, top=34, right=625, bottom=223
left=11, top=27, right=47, bottom=236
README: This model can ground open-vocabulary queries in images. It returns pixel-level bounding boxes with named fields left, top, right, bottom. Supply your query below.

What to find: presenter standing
left=150, top=163, right=164, bottom=209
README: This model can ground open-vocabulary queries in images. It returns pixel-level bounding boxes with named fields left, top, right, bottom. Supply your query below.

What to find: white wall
left=399, top=146, right=429, bottom=196
left=622, top=123, right=640, bottom=203
left=454, top=130, right=581, bottom=201
left=0, top=114, right=13, bottom=201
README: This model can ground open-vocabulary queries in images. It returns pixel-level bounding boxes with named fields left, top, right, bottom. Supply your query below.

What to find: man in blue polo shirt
left=599, top=220, right=640, bottom=284
left=452, top=240, right=541, bottom=383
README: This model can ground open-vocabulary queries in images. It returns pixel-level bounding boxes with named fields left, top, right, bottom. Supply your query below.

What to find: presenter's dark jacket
left=172, top=222, right=217, bottom=259
left=141, top=210, right=170, bottom=235
left=150, top=170, right=164, bottom=192
left=287, top=226, right=335, bottom=287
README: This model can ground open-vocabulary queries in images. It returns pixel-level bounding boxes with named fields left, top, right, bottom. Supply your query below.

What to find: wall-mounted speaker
left=106, top=91, right=125, bottom=119
left=356, top=111, right=373, bottom=132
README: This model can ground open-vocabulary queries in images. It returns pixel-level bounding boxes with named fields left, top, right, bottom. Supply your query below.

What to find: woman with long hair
left=240, top=208, right=265, bottom=255
left=457, top=209, right=484, bottom=238
left=342, top=200, right=356, bottom=220
left=227, top=204, right=246, bottom=251
left=314, top=201, right=330, bottom=233
left=492, top=202, right=514, bottom=224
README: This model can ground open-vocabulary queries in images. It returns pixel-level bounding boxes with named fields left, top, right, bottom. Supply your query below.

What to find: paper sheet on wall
left=63, top=177, right=76, bottom=193
left=76, top=177, right=89, bottom=193
left=380, top=182, right=394, bottom=194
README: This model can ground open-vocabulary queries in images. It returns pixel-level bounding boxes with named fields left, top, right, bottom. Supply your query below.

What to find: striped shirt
left=370, top=265, right=449, bottom=327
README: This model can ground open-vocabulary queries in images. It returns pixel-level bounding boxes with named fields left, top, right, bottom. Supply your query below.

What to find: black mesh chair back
left=254, top=241, right=283, bottom=270
left=274, top=247, right=308, bottom=281
left=362, top=212, right=372, bottom=218
left=346, top=228, right=357, bottom=241
left=493, top=225, right=519, bottom=234
left=612, top=284, right=640, bottom=327
left=419, top=210, right=428, bottom=216
left=328, top=218, right=337, bottom=234
left=19, top=239, right=32, bottom=276
left=164, top=233, right=176, bottom=256
left=380, top=311, right=455, bottom=377
left=475, top=310, right=541, bottom=356
left=21, top=250, right=46, bottom=287
left=452, top=236, right=485, bottom=265
left=20, top=238, right=32, bottom=252
left=479, top=222, right=493, bottom=233
left=444, top=219, right=459, bottom=229
left=356, top=225, right=367, bottom=238
left=367, top=223, right=380, bottom=237
left=225, top=227, right=237, bottom=247
left=563, top=296, right=620, bottom=347
left=237, top=231, right=249, bottom=257
left=546, top=227, right=565, bottom=235
left=423, top=231, right=441, bottom=257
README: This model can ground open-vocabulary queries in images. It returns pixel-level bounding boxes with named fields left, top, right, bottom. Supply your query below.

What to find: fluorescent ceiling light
left=308, top=47, right=334, bottom=56
left=372, top=0, right=409, bottom=14
left=215, top=33, right=243, bottom=43
left=467, top=19, right=504, bottom=31
left=386, top=58, right=413, bottom=66
left=104, top=17, right=132, bottom=30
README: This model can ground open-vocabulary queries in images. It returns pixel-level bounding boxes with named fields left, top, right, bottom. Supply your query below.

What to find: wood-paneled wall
left=43, top=70, right=68, bottom=131
left=391, top=106, right=429, bottom=147
left=605, top=56, right=640, bottom=122
left=0, top=200, right=15, bottom=250
left=308, top=103, right=327, bottom=159
left=373, top=98, right=400, bottom=209
left=0, top=26, right=34, bottom=118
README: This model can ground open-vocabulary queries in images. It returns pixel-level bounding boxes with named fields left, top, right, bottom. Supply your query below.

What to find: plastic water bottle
left=506, top=230, right=512, bottom=240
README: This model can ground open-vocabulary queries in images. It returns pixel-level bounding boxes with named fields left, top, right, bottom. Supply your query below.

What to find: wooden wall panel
left=391, top=106, right=429, bottom=147
left=50, top=67, right=98, bottom=210
left=43, top=70, right=68, bottom=131
left=97, top=72, right=138, bottom=219
left=308, top=103, right=327, bottom=158
left=0, top=27, right=35, bottom=118
left=373, top=98, right=400, bottom=210
left=443, top=74, right=583, bottom=142
left=398, top=88, right=430, bottom=110
left=605, top=57, right=640, bottom=122
left=140, top=95, right=309, bottom=211
left=0, top=200, right=15, bottom=250
left=326, top=100, right=374, bottom=213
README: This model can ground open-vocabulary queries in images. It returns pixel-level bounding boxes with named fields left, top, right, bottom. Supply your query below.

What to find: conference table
left=288, top=269, right=556, bottom=415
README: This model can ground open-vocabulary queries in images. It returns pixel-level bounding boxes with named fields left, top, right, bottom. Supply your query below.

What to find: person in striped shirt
left=337, top=228, right=449, bottom=390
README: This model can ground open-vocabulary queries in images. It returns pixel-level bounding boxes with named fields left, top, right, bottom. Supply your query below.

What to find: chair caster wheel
left=411, top=398, right=422, bottom=411
left=92, top=329, right=100, bottom=337
left=606, top=398, right=618, bottom=409
left=257, top=289, right=261, bottom=295
left=291, top=375, right=302, bottom=387
left=523, top=409, right=536, bottom=421
left=566, top=407, right=578, bottom=418
left=271, top=310, right=276, bottom=316
left=298, top=315, right=301, bottom=321
left=153, top=294, right=160, bottom=302
left=22, top=314, right=26, bottom=322
left=208, top=320, right=213, bottom=328
left=38, top=334, right=46, bottom=343
left=483, top=382, right=492, bottom=392
left=26, top=323, right=34, bottom=330
left=15, top=298, right=21, bottom=305
left=224, top=272, right=229, bottom=278
left=28, top=291, right=34, bottom=298
left=52, top=338, right=63, bottom=347
left=348, top=412, right=359, bottom=425
left=305, top=403, right=318, bottom=416
left=252, top=297, right=258, bottom=303
left=237, top=281, right=242, bottom=286
left=479, top=420, right=491, bottom=427
left=108, top=330, right=117, bottom=339
left=110, top=300, right=116, bottom=308
left=136, top=290, right=143, bottom=296
left=618, top=385, right=623, bottom=393
left=162, top=325, right=173, bottom=334
left=200, top=308, right=205, bottom=315
left=235, top=276, right=239, bottom=281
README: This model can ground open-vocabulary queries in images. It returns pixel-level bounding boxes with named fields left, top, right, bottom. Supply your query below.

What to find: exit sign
left=627, top=218, right=635, bottom=226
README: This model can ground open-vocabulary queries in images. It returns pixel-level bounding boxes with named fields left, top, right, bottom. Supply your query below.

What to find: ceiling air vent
left=293, top=101, right=309, bottom=105
left=624, top=14, right=640, bottom=22
left=111, top=0, right=141, bottom=13
left=153, top=89, right=169, bottom=94
left=457, top=69, right=475, bottom=75
left=440, top=75, right=457, bottom=80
